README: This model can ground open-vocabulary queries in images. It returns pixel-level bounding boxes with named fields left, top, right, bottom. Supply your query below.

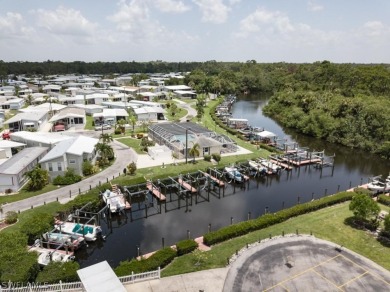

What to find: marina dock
left=29, top=245, right=75, bottom=256
left=199, top=170, right=225, bottom=187
left=178, top=178, right=197, bottom=193
left=146, top=182, right=166, bottom=201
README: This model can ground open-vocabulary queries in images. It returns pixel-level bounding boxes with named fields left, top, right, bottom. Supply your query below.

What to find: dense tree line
left=262, top=61, right=390, bottom=158
left=1, top=59, right=390, bottom=156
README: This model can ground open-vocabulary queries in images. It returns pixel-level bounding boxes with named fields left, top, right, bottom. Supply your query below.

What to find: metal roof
left=39, top=136, right=98, bottom=163
left=0, top=147, right=48, bottom=174
left=3, top=111, right=46, bottom=124
left=10, top=131, right=72, bottom=145
left=77, top=261, right=126, bottom=292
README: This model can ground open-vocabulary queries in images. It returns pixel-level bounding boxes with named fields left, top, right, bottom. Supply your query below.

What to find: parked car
left=94, top=124, right=112, bottom=131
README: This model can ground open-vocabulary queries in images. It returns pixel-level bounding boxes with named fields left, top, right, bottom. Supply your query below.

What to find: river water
left=77, top=94, right=389, bottom=269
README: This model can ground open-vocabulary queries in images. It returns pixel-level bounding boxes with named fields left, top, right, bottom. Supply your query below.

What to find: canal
left=76, top=94, right=389, bottom=269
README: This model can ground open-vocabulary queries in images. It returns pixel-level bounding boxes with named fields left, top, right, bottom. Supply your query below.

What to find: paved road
left=173, top=99, right=197, bottom=122
left=1, top=140, right=136, bottom=217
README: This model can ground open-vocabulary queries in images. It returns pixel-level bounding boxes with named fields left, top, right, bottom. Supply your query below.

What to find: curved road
left=1, top=140, right=136, bottom=218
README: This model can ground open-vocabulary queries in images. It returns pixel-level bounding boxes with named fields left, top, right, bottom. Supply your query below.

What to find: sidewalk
left=124, top=268, right=228, bottom=292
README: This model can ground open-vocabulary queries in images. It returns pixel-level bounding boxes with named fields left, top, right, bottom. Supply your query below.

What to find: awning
left=23, top=122, right=35, bottom=126
left=77, top=261, right=126, bottom=292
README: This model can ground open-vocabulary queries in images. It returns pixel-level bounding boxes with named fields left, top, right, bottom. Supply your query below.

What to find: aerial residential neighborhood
left=0, top=72, right=201, bottom=194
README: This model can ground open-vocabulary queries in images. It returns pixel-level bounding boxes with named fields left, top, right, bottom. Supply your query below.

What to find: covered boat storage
left=77, top=261, right=126, bottom=292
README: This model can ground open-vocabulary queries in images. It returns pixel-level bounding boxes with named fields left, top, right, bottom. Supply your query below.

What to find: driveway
left=0, top=140, right=136, bottom=218
left=172, top=99, right=197, bottom=122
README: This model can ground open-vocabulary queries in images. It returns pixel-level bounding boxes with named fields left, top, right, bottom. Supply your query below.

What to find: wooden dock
left=29, top=245, right=75, bottom=256
left=146, top=182, right=166, bottom=201
left=286, top=158, right=322, bottom=166
left=269, top=158, right=293, bottom=170
left=199, top=171, right=225, bottom=187
left=178, top=178, right=198, bottom=193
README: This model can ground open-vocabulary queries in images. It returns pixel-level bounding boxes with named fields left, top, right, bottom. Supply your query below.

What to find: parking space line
left=312, top=269, right=343, bottom=291
left=264, top=255, right=340, bottom=291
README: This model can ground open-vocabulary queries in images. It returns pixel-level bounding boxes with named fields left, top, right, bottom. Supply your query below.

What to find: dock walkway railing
left=0, top=268, right=161, bottom=292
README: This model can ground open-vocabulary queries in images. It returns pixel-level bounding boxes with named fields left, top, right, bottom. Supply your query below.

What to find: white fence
left=0, top=268, right=160, bottom=292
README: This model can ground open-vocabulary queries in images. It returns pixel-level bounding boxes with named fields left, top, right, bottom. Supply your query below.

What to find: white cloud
left=0, top=12, right=34, bottom=39
left=236, top=8, right=294, bottom=37
left=108, top=0, right=198, bottom=49
left=153, top=0, right=190, bottom=13
left=361, top=21, right=387, bottom=37
left=193, top=0, right=230, bottom=24
left=35, top=6, right=98, bottom=36
left=307, top=1, right=324, bottom=12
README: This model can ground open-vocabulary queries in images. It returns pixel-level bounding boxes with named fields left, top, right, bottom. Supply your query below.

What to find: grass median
left=162, top=202, right=390, bottom=277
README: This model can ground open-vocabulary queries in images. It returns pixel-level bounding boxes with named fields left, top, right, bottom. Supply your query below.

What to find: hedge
left=115, top=247, right=177, bottom=276
left=203, top=191, right=354, bottom=246
left=176, top=239, right=198, bottom=256
left=378, top=194, right=390, bottom=206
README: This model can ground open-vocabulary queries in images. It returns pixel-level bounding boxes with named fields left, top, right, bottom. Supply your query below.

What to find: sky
left=1, top=0, right=390, bottom=63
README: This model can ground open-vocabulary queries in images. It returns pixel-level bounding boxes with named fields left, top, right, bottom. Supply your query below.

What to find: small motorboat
left=248, top=160, right=267, bottom=174
left=54, top=221, right=102, bottom=242
left=257, top=158, right=281, bottom=174
left=224, top=166, right=244, bottom=183
left=42, top=232, right=85, bottom=250
left=38, top=250, right=75, bottom=266
left=367, top=175, right=390, bottom=192
left=101, top=188, right=127, bottom=213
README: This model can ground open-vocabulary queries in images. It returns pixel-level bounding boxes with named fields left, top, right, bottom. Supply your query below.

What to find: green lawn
left=0, top=184, right=60, bottom=205
left=162, top=202, right=390, bottom=277
left=115, top=137, right=145, bottom=154
left=166, top=107, right=187, bottom=121
left=1, top=202, right=64, bottom=234
left=85, top=115, right=94, bottom=130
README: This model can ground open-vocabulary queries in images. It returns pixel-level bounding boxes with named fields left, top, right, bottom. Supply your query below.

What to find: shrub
left=378, top=194, right=390, bottom=206
left=127, top=162, right=137, bottom=175
left=203, top=154, right=211, bottom=162
left=384, top=214, right=390, bottom=232
left=115, top=247, right=177, bottom=276
left=82, top=160, right=95, bottom=176
left=203, top=191, right=354, bottom=246
left=176, top=239, right=198, bottom=256
left=35, top=262, right=80, bottom=284
left=20, top=212, right=55, bottom=244
left=0, top=232, right=40, bottom=283
left=211, top=153, right=221, bottom=163
left=114, top=128, right=121, bottom=135
left=4, top=188, right=13, bottom=194
left=53, top=168, right=82, bottom=185
left=5, top=211, right=18, bottom=224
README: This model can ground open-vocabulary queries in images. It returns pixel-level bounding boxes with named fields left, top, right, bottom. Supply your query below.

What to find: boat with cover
left=37, top=249, right=75, bottom=266
left=224, top=166, right=244, bottom=183
left=54, top=221, right=102, bottom=241
left=101, top=188, right=127, bottom=213
left=42, top=232, right=85, bottom=250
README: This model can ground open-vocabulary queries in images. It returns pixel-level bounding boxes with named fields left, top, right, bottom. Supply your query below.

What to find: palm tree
left=95, top=142, right=114, bottom=166
left=189, top=142, right=200, bottom=163
left=116, top=119, right=127, bottom=135
left=129, top=114, right=137, bottom=135
left=99, top=133, right=113, bottom=144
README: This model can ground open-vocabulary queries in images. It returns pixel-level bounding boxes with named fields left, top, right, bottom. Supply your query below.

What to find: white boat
left=248, top=160, right=267, bottom=174
left=54, top=221, right=102, bottom=242
left=38, top=250, right=74, bottom=266
left=42, top=232, right=85, bottom=250
left=257, top=158, right=281, bottom=174
left=224, top=166, right=244, bottom=183
left=101, top=188, right=127, bottom=213
left=367, top=176, right=390, bottom=192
